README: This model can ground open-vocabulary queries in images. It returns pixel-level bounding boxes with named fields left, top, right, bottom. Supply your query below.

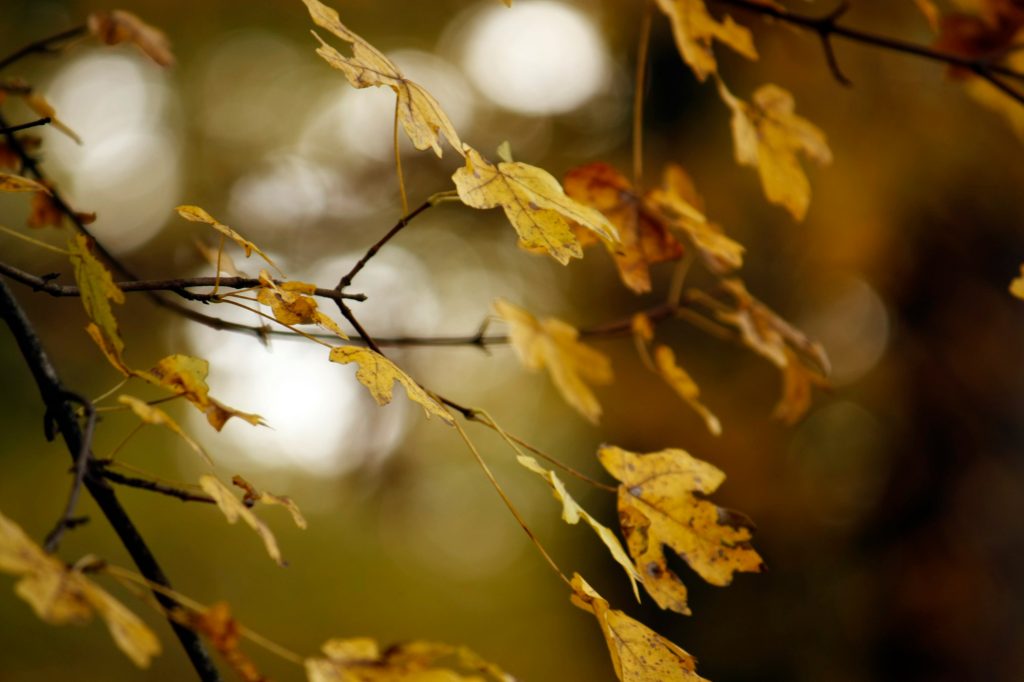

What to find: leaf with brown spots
left=598, top=445, right=765, bottom=615
left=570, top=573, right=707, bottom=681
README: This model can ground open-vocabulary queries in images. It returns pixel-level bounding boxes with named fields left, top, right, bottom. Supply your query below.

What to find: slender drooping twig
left=713, top=0, right=1024, bottom=103
left=0, top=117, right=51, bottom=135
left=0, top=24, right=87, bottom=71
left=0, top=279, right=222, bottom=682
left=42, top=391, right=96, bottom=553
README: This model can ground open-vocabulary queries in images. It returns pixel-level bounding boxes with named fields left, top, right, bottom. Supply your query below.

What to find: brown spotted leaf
left=598, top=445, right=765, bottom=615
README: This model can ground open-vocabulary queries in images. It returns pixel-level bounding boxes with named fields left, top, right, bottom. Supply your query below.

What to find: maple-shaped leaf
left=118, top=395, right=212, bottom=465
left=199, top=476, right=287, bottom=566
left=453, top=145, right=620, bottom=265
left=1011, top=264, right=1024, bottom=300
left=0, top=510, right=161, bottom=667
left=0, top=172, right=49, bottom=193
left=493, top=298, right=612, bottom=423
left=256, top=271, right=347, bottom=339
left=305, top=637, right=513, bottom=682
left=656, top=0, right=757, bottom=82
left=141, top=355, right=266, bottom=431
left=328, top=346, right=454, bottom=424
left=645, top=163, right=744, bottom=273
left=88, top=10, right=174, bottom=67
left=598, top=445, right=764, bottom=615
left=68, top=233, right=126, bottom=359
left=179, top=602, right=266, bottom=682
left=516, top=454, right=641, bottom=598
left=654, top=345, right=721, bottom=436
left=717, top=81, right=832, bottom=221
left=231, top=475, right=307, bottom=529
left=563, top=161, right=685, bottom=293
left=570, top=573, right=707, bottom=682
left=302, top=0, right=462, bottom=157
left=176, top=205, right=283, bottom=276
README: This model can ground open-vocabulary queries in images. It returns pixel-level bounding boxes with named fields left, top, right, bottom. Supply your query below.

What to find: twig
left=0, top=24, right=88, bottom=71
left=0, top=117, right=51, bottom=135
left=713, top=0, right=1024, bottom=102
left=0, top=279, right=222, bottom=682
left=42, top=391, right=96, bottom=553
left=337, top=199, right=434, bottom=289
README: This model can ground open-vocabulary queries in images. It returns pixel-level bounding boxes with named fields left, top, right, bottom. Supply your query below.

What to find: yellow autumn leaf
left=717, top=81, right=832, bottom=221
left=140, top=354, right=266, bottom=431
left=198, top=476, right=286, bottom=566
left=454, top=145, right=620, bottom=265
left=0, top=511, right=161, bottom=667
left=305, top=637, right=513, bottom=682
left=176, top=205, right=283, bottom=276
left=302, top=0, right=462, bottom=157
left=598, top=445, right=764, bottom=615
left=0, top=172, right=49, bottom=193
left=654, top=345, right=721, bottom=436
left=570, top=574, right=707, bottom=682
left=231, top=475, right=308, bottom=530
left=515, top=454, right=641, bottom=598
left=493, top=298, right=612, bottom=423
left=655, top=0, right=757, bottom=82
left=256, top=271, right=347, bottom=339
left=1011, top=264, right=1024, bottom=300
left=328, top=346, right=454, bottom=424
left=118, top=395, right=212, bottom=466
left=68, top=233, right=126, bottom=359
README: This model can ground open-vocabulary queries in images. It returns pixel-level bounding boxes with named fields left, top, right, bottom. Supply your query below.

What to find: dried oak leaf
left=493, top=298, right=612, bottom=424
left=0, top=172, right=49, bottom=193
left=176, top=205, right=283, bottom=276
left=68, top=233, right=126, bottom=359
left=140, top=355, right=265, bottom=431
left=0, top=510, right=161, bottom=667
left=256, top=270, right=347, bottom=339
left=717, top=81, right=832, bottom=221
left=87, top=10, right=175, bottom=67
left=199, top=476, right=287, bottom=566
left=453, top=145, right=620, bottom=265
left=655, top=0, right=757, bottom=82
left=302, top=0, right=462, bottom=157
left=118, top=394, right=211, bottom=465
left=179, top=602, right=267, bottom=682
left=516, top=454, right=641, bottom=597
left=563, top=161, right=685, bottom=293
left=328, top=346, right=454, bottom=424
left=570, top=573, right=707, bottom=682
left=305, top=637, right=514, bottom=682
left=598, top=445, right=765, bottom=615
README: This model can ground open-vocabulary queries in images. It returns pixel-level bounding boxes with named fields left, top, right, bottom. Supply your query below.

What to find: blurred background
left=2, top=0, right=1024, bottom=680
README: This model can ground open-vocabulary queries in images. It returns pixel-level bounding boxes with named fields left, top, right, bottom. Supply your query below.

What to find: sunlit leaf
left=515, top=454, right=641, bottom=598
left=570, top=573, right=706, bottom=681
left=302, top=0, right=462, bottom=157
left=563, top=161, right=685, bottom=293
left=598, top=445, right=765, bottom=615
left=68, top=233, right=125, bottom=359
left=0, top=511, right=161, bottom=667
left=454, top=146, right=620, bottom=265
left=87, top=10, right=175, bottom=67
left=118, top=395, right=212, bottom=465
left=256, top=271, right=347, bottom=339
left=328, top=346, right=454, bottom=424
left=199, top=476, right=285, bottom=566
left=717, top=81, right=832, bottom=221
left=655, top=0, right=757, bottom=82
left=493, top=298, right=612, bottom=423
left=176, top=205, right=283, bottom=276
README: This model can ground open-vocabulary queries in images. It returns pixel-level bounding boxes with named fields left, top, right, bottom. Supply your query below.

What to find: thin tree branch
left=0, top=279, right=222, bottom=682
left=713, top=0, right=1024, bottom=102
left=42, top=391, right=96, bottom=553
left=0, top=24, right=88, bottom=71
left=0, top=117, right=51, bottom=135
